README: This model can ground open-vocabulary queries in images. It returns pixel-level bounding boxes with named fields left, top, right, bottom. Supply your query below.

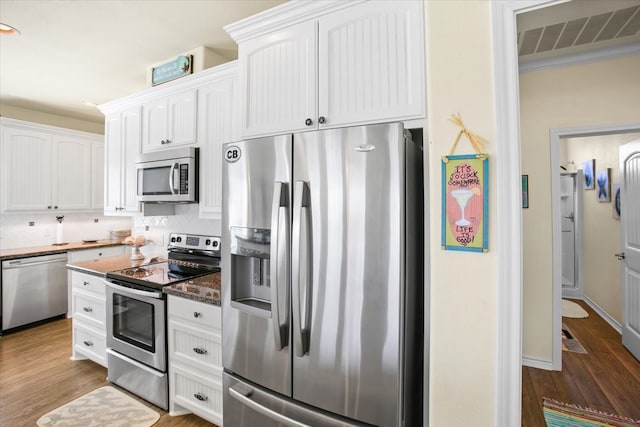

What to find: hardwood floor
left=0, top=318, right=216, bottom=426
left=522, top=300, right=640, bottom=426
left=3, top=302, right=638, bottom=426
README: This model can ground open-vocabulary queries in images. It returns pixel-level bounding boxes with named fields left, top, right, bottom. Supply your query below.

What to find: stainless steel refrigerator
left=221, top=122, right=424, bottom=426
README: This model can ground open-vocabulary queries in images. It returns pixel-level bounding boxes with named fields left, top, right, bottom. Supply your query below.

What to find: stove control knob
left=176, top=236, right=182, bottom=243
left=205, top=239, right=211, bottom=246
left=170, top=236, right=176, bottom=242
left=212, top=241, right=219, bottom=247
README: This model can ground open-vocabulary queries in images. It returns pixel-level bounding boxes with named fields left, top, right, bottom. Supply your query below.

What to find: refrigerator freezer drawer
left=223, top=372, right=372, bottom=427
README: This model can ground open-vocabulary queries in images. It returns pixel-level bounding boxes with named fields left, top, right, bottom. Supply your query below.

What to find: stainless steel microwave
left=136, top=147, right=198, bottom=203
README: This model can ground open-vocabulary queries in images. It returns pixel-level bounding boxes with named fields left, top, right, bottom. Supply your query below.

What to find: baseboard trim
left=583, top=296, right=622, bottom=334
left=522, top=355, right=554, bottom=371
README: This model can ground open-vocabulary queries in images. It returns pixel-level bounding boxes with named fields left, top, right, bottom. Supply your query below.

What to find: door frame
left=559, top=171, right=583, bottom=300
left=549, top=123, right=640, bottom=370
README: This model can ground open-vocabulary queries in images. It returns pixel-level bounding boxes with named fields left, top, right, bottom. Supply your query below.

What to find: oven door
left=105, top=281, right=166, bottom=372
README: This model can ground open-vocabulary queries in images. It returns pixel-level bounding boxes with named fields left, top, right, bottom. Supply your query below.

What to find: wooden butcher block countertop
left=0, top=240, right=125, bottom=261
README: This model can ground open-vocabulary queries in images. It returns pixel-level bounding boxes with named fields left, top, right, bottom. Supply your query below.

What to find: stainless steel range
left=105, top=233, right=221, bottom=410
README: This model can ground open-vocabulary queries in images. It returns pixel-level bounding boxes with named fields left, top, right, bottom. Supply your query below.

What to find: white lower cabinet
left=168, top=295, right=223, bottom=425
left=70, top=271, right=107, bottom=367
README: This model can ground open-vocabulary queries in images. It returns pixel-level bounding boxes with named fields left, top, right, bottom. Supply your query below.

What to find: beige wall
left=425, top=2, right=498, bottom=424
left=0, top=104, right=103, bottom=134
left=520, top=55, right=640, bottom=361
left=563, top=132, right=640, bottom=323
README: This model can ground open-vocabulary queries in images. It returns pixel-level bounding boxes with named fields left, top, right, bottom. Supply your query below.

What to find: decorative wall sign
left=596, top=168, right=611, bottom=202
left=441, top=154, right=489, bottom=252
left=522, top=175, right=529, bottom=208
left=152, top=55, right=193, bottom=86
left=582, top=159, right=595, bottom=190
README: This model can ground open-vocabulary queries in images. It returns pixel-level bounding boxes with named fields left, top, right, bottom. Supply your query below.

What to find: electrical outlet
left=145, top=225, right=150, bottom=231
left=29, top=221, right=35, bottom=226
left=94, top=219, right=99, bottom=223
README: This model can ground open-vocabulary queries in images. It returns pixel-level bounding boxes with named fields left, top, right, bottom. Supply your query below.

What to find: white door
left=619, top=138, right=640, bottom=361
left=561, top=173, right=579, bottom=297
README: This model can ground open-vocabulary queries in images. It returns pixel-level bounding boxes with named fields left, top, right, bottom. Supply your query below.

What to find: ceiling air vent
left=517, top=5, right=640, bottom=57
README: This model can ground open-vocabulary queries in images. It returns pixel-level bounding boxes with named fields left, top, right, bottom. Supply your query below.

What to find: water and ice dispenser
left=229, top=227, right=272, bottom=315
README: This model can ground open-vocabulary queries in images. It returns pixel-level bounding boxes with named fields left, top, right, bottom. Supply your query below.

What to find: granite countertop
left=0, top=239, right=125, bottom=261
left=164, top=272, right=221, bottom=306
left=67, top=255, right=165, bottom=278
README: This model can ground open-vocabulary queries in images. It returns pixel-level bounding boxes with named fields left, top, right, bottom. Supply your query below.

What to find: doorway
left=560, top=172, right=582, bottom=299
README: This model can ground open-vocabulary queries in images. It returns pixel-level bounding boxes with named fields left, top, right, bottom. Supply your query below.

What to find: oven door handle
left=105, top=280, right=163, bottom=299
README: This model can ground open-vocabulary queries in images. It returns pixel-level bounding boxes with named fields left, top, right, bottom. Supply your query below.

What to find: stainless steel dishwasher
left=1, top=253, right=68, bottom=333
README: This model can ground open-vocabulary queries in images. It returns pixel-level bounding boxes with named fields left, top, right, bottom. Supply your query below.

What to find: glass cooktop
left=106, top=259, right=219, bottom=291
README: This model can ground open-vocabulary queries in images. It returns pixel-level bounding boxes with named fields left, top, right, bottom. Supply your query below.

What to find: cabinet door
left=103, top=113, right=123, bottom=213
left=91, top=140, right=105, bottom=209
left=198, top=78, right=235, bottom=218
left=142, top=98, right=169, bottom=152
left=104, top=108, right=141, bottom=215
left=239, top=20, right=317, bottom=138
left=318, top=1, right=425, bottom=127
left=1, top=126, right=52, bottom=211
left=121, top=107, right=142, bottom=213
left=168, top=89, right=197, bottom=147
left=53, top=135, right=92, bottom=210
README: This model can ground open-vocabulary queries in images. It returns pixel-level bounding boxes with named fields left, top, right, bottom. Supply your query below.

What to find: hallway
left=522, top=300, right=640, bottom=426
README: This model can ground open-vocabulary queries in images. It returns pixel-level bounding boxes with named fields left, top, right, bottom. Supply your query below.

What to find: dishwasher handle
left=2, top=255, right=67, bottom=269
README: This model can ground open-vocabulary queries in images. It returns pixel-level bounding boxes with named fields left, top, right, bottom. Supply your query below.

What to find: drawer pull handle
left=83, top=281, right=90, bottom=286
left=83, top=340, right=93, bottom=347
left=193, top=312, right=201, bottom=318
left=83, top=307, right=93, bottom=313
left=192, top=347, right=208, bottom=355
left=194, top=392, right=208, bottom=402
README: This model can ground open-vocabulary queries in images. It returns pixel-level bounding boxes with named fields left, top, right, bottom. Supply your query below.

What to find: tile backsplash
left=132, top=204, right=221, bottom=258
left=0, top=212, right=132, bottom=250
left=0, top=204, right=220, bottom=254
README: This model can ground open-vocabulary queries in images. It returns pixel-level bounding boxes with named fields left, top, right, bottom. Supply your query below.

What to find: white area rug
left=562, top=299, right=589, bottom=319
left=37, top=385, right=159, bottom=427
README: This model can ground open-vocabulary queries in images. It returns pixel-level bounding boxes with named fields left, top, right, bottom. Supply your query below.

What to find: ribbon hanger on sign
left=442, top=113, right=487, bottom=161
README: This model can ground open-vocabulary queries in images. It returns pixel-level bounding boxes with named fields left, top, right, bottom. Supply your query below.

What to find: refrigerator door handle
left=292, top=180, right=311, bottom=357
left=270, top=181, right=289, bottom=350
left=229, top=384, right=310, bottom=427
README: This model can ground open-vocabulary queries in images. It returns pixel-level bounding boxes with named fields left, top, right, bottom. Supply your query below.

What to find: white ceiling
left=1, top=0, right=639, bottom=126
left=0, top=0, right=285, bottom=124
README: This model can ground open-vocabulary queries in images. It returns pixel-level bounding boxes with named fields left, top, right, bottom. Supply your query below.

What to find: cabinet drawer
left=168, top=296, right=221, bottom=331
left=71, top=272, right=106, bottom=296
left=72, top=291, right=105, bottom=328
left=169, top=319, right=222, bottom=374
left=69, top=245, right=126, bottom=262
left=73, top=322, right=106, bottom=367
left=171, top=364, right=222, bottom=425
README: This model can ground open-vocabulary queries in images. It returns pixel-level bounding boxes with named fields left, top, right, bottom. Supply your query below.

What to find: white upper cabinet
left=103, top=107, right=141, bottom=215
left=142, top=89, right=197, bottom=153
left=228, top=0, right=425, bottom=138
left=0, top=118, right=103, bottom=213
left=197, top=63, right=238, bottom=219
left=239, top=21, right=317, bottom=136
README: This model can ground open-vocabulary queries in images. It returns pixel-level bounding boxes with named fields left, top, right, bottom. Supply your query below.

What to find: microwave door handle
left=168, top=162, right=178, bottom=195
left=270, top=182, right=289, bottom=351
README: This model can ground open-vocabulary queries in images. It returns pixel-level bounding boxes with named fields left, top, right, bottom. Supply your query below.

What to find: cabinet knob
left=83, top=340, right=93, bottom=347
left=161, top=140, right=166, bottom=144
left=305, top=118, right=313, bottom=126
left=54, top=206, right=58, bottom=209
left=193, top=393, right=208, bottom=402
left=193, top=312, right=201, bottom=318
left=318, top=116, right=326, bottom=124
left=83, top=281, right=89, bottom=286
left=192, top=347, right=208, bottom=355
left=47, top=206, right=52, bottom=209
left=166, top=139, right=172, bottom=144
left=83, top=307, right=93, bottom=313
